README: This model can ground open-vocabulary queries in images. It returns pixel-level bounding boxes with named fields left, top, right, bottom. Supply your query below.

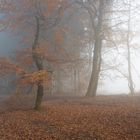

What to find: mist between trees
left=0, top=0, right=140, bottom=110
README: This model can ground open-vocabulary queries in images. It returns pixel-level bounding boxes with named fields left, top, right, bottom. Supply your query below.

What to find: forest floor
left=0, top=95, right=140, bottom=140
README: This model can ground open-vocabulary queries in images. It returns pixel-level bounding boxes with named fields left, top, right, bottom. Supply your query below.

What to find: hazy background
left=0, top=0, right=140, bottom=95
left=0, top=30, right=140, bottom=95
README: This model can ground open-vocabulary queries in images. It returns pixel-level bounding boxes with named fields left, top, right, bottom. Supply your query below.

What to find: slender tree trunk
left=127, top=0, right=135, bottom=95
left=77, top=68, right=80, bottom=94
left=56, top=69, right=62, bottom=94
left=74, top=69, right=77, bottom=95
left=86, top=0, right=104, bottom=96
left=32, top=16, right=44, bottom=110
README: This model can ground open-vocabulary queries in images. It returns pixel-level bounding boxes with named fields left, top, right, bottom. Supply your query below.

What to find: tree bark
left=74, top=69, right=77, bottom=95
left=86, top=0, right=104, bottom=96
left=32, top=16, right=44, bottom=110
left=34, top=84, right=44, bottom=110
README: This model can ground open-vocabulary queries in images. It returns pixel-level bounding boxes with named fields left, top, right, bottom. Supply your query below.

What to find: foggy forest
left=0, top=0, right=140, bottom=139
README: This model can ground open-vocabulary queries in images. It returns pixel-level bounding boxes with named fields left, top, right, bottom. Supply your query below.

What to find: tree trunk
left=86, top=0, right=104, bottom=96
left=55, top=69, right=62, bottom=94
left=34, top=84, right=44, bottom=110
left=127, top=0, right=135, bottom=95
left=32, top=16, right=44, bottom=110
left=74, top=69, right=77, bottom=95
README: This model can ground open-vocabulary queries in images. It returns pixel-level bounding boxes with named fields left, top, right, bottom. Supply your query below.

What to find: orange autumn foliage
left=17, top=70, right=50, bottom=87
left=0, top=57, right=25, bottom=75
left=55, top=30, right=64, bottom=45
left=0, top=0, right=68, bottom=96
left=15, top=48, right=33, bottom=67
left=0, top=56, right=50, bottom=89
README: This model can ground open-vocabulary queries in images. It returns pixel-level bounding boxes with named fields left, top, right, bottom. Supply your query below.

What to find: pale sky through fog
left=99, top=0, right=140, bottom=94
left=100, top=49, right=140, bottom=94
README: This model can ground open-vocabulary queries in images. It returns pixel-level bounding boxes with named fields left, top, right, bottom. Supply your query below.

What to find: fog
left=1, top=30, right=140, bottom=95
left=0, top=0, right=140, bottom=96
left=100, top=48, right=140, bottom=94
left=1, top=1, right=140, bottom=139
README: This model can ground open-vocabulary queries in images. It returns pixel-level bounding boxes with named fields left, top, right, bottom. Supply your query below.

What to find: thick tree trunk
left=86, top=40, right=102, bottom=96
left=32, top=16, right=44, bottom=110
left=34, top=84, right=44, bottom=110
left=86, top=0, right=104, bottom=96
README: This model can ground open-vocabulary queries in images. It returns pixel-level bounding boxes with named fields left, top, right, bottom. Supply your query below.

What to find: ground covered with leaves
left=0, top=95, right=140, bottom=140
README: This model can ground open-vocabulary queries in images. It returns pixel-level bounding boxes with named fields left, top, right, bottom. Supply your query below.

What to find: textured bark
left=34, top=84, right=44, bottom=110
left=86, top=0, right=104, bottom=96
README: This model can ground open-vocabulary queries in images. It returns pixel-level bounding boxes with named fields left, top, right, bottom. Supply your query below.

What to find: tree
left=73, top=0, right=113, bottom=96
left=86, top=0, right=104, bottom=96
left=126, top=0, right=135, bottom=95
left=0, top=0, right=66, bottom=110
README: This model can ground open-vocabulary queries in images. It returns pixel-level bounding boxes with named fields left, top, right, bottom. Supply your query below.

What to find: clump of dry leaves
left=0, top=95, right=140, bottom=140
